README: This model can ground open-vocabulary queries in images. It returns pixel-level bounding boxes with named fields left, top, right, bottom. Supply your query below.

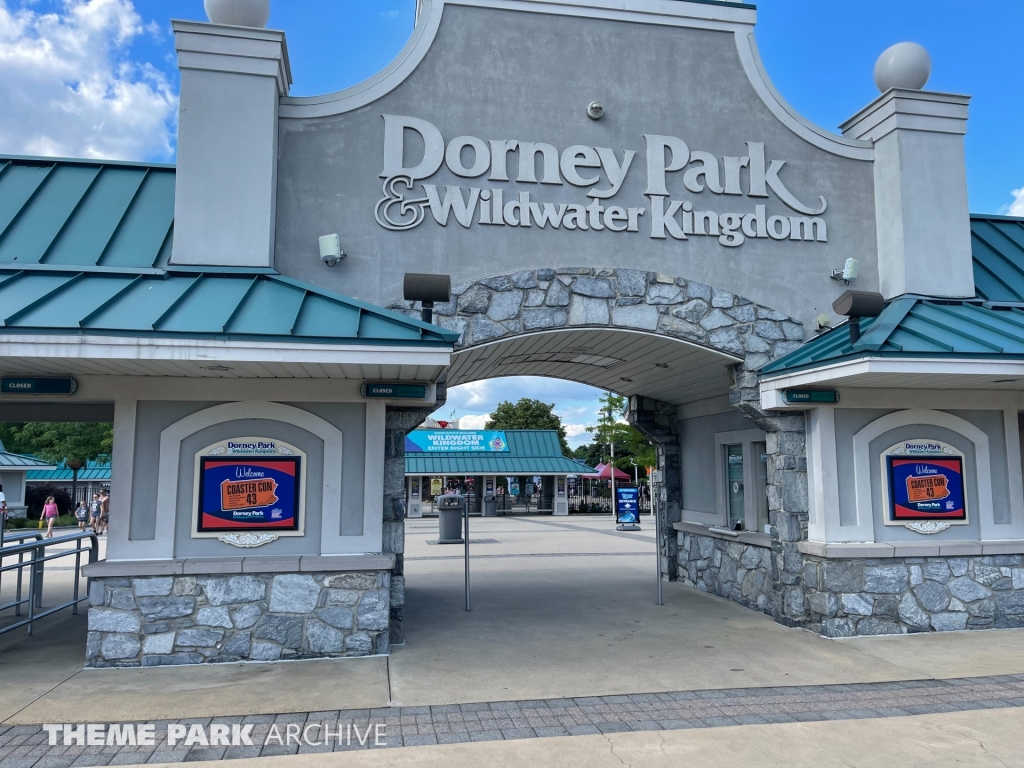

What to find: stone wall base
left=803, top=554, right=1024, bottom=637
left=87, top=571, right=391, bottom=667
left=677, top=533, right=1024, bottom=637
left=677, top=532, right=775, bottom=616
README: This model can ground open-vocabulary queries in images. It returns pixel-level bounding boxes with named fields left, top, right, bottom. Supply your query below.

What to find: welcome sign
left=881, top=440, right=969, bottom=527
left=887, top=457, right=966, bottom=521
left=192, top=438, right=307, bottom=538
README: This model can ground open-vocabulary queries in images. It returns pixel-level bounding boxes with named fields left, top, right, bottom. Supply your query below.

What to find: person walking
left=42, top=496, right=59, bottom=538
left=98, top=489, right=110, bottom=535
left=89, top=494, right=101, bottom=534
left=74, top=500, right=89, bottom=532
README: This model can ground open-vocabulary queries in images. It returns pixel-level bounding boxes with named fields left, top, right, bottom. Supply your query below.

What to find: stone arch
left=392, top=268, right=805, bottom=367
left=388, top=268, right=812, bottom=628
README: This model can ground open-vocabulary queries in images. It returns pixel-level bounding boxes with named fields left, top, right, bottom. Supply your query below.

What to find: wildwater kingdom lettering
left=375, top=114, right=828, bottom=246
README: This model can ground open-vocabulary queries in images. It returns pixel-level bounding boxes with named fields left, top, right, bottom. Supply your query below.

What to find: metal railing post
left=0, top=531, right=101, bottom=636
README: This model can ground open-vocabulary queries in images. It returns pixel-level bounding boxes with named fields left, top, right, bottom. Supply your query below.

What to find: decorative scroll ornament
left=904, top=520, right=951, bottom=535
left=207, top=446, right=226, bottom=456
left=218, top=532, right=279, bottom=548
left=375, top=175, right=429, bottom=231
left=276, top=446, right=295, bottom=455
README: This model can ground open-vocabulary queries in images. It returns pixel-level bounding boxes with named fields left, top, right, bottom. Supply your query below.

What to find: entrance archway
left=385, top=268, right=813, bottom=640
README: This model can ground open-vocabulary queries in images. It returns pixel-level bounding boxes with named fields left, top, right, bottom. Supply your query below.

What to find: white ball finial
left=874, top=42, right=931, bottom=93
left=204, top=0, right=270, bottom=28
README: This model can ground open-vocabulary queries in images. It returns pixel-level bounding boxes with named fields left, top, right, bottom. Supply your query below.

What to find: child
left=75, top=500, right=89, bottom=532
left=42, top=496, right=59, bottom=538
left=89, top=494, right=102, bottom=533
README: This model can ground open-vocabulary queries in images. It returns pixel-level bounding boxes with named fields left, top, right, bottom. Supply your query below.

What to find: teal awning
left=0, top=155, right=458, bottom=348
left=26, top=459, right=110, bottom=481
left=761, top=213, right=1024, bottom=378
left=972, top=214, right=1024, bottom=302
left=761, top=298, right=1024, bottom=377
left=0, top=269, right=458, bottom=346
left=0, top=452, right=54, bottom=470
left=405, top=430, right=591, bottom=475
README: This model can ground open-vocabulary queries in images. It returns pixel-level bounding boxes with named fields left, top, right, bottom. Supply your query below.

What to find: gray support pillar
left=732, top=364, right=808, bottom=627
left=383, top=380, right=447, bottom=645
left=472, top=475, right=483, bottom=515
left=541, top=476, right=555, bottom=514
left=627, top=397, right=681, bottom=582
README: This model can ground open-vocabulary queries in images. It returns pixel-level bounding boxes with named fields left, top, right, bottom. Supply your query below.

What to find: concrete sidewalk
left=210, top=709, right=1024, bottom=768
left=3, top=517, right=1024, bottom=724
left=1, top=515, right=1023, bottom=768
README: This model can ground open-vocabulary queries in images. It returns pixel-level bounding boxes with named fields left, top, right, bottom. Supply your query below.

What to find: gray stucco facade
left=271, top=3, right=878, bottom=333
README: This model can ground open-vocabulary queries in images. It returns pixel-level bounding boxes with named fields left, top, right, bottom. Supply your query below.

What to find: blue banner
left=405, top=430, right=509, bottom=453
left=616, top=486, right=640, bottom=525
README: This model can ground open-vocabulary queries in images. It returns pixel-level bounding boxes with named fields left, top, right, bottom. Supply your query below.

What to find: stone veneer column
left=383, top=380, right=447, bottom=645
left=628, top=397, right=681, bottom=582
left=732, top=367, right=809, bottom=627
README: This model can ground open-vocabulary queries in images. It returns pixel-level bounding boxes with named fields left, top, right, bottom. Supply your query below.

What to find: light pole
left=609, top=438, right=616, bottom=520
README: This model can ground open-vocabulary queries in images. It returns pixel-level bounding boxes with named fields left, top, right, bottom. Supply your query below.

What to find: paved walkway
left=1, top=673, right=1022, bottom=766
left=3, top=517, right=1024, bottom=766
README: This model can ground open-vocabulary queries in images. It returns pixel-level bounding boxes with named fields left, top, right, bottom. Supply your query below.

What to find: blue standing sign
left=616, top=486, right=640, bottom=525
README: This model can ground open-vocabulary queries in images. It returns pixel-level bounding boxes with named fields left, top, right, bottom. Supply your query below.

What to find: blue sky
left=1, top=0, right=1021, bottom=445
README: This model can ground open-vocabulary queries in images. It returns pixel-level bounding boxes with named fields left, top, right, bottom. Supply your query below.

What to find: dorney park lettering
left=374, top=114, right=828, bottom=246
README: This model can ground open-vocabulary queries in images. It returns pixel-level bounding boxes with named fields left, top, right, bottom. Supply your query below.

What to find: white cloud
left=0, top=0, right=177, bottom=161
left=457, top=413, right=490, bottom=430
left=1007, top=188, right=1024, bottom=217
left=563, top=423, right=592, bottom=438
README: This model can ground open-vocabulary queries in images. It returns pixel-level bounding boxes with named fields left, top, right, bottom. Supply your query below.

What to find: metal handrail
left=0, top=532, right=99, bottom=635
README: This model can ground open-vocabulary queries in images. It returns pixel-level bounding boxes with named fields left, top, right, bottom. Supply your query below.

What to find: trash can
left=437, top=493, right=466, bottom=544
left=483, top=494, right=497, bottom=517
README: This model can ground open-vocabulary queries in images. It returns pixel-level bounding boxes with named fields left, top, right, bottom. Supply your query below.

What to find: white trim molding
left=852, top=409, right=995, bottom=542
left=150, top=401, right=383, bottom=559
left=107, top=399, right=138, bottom=562
left=761, top=358, right=1024, bottom=408
left=0, top=333, right=451, bottom=369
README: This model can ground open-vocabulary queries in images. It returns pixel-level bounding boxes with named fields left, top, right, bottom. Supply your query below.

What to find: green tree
left=5, top=422, right=113, bottom=464
left=486, top=398, right=570, bottom=455
left=584, top=392, right=655, bottom=478
left=0, top=422, right=113, bottom=503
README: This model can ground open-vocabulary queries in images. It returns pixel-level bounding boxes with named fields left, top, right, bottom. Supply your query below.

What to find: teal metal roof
left=0, top=268, right=457, bottom=345
left=0, top=451, right=54, bottom=470
left=972, top=214, right=1024, bottom=302
left=0, top=155, right=458, bottom=347
left=761, top=213, right=1024, bottom=377
left=26, top=459, right=110, bottom=482
left=0, top=156, right=175, bottom=270
left=405, top=430, right=591, bottom=475
left=761, top=298, right=1024, bottom=376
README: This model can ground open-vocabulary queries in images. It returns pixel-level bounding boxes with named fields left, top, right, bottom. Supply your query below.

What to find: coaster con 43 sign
left=881, top=440, right=968, bottom=533
left=191, top=437, right=308, bottom=539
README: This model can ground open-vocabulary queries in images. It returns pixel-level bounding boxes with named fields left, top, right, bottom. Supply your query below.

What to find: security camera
left=830, top=258, right=859, bottom=285
left=319, top=234, right=344, bottom=267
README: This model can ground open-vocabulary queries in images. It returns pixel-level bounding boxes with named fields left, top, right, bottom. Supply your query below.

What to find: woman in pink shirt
left=42, top=496, right=59, bottom=538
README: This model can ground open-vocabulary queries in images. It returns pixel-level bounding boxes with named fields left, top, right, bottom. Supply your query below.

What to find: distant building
left=0, top=441, right=55, bottom=518
left=25, top=459, right=111, bottom=506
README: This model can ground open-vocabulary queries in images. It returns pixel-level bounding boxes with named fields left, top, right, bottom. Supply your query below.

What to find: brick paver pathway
left=1, top=674, right=1023, bottom=766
